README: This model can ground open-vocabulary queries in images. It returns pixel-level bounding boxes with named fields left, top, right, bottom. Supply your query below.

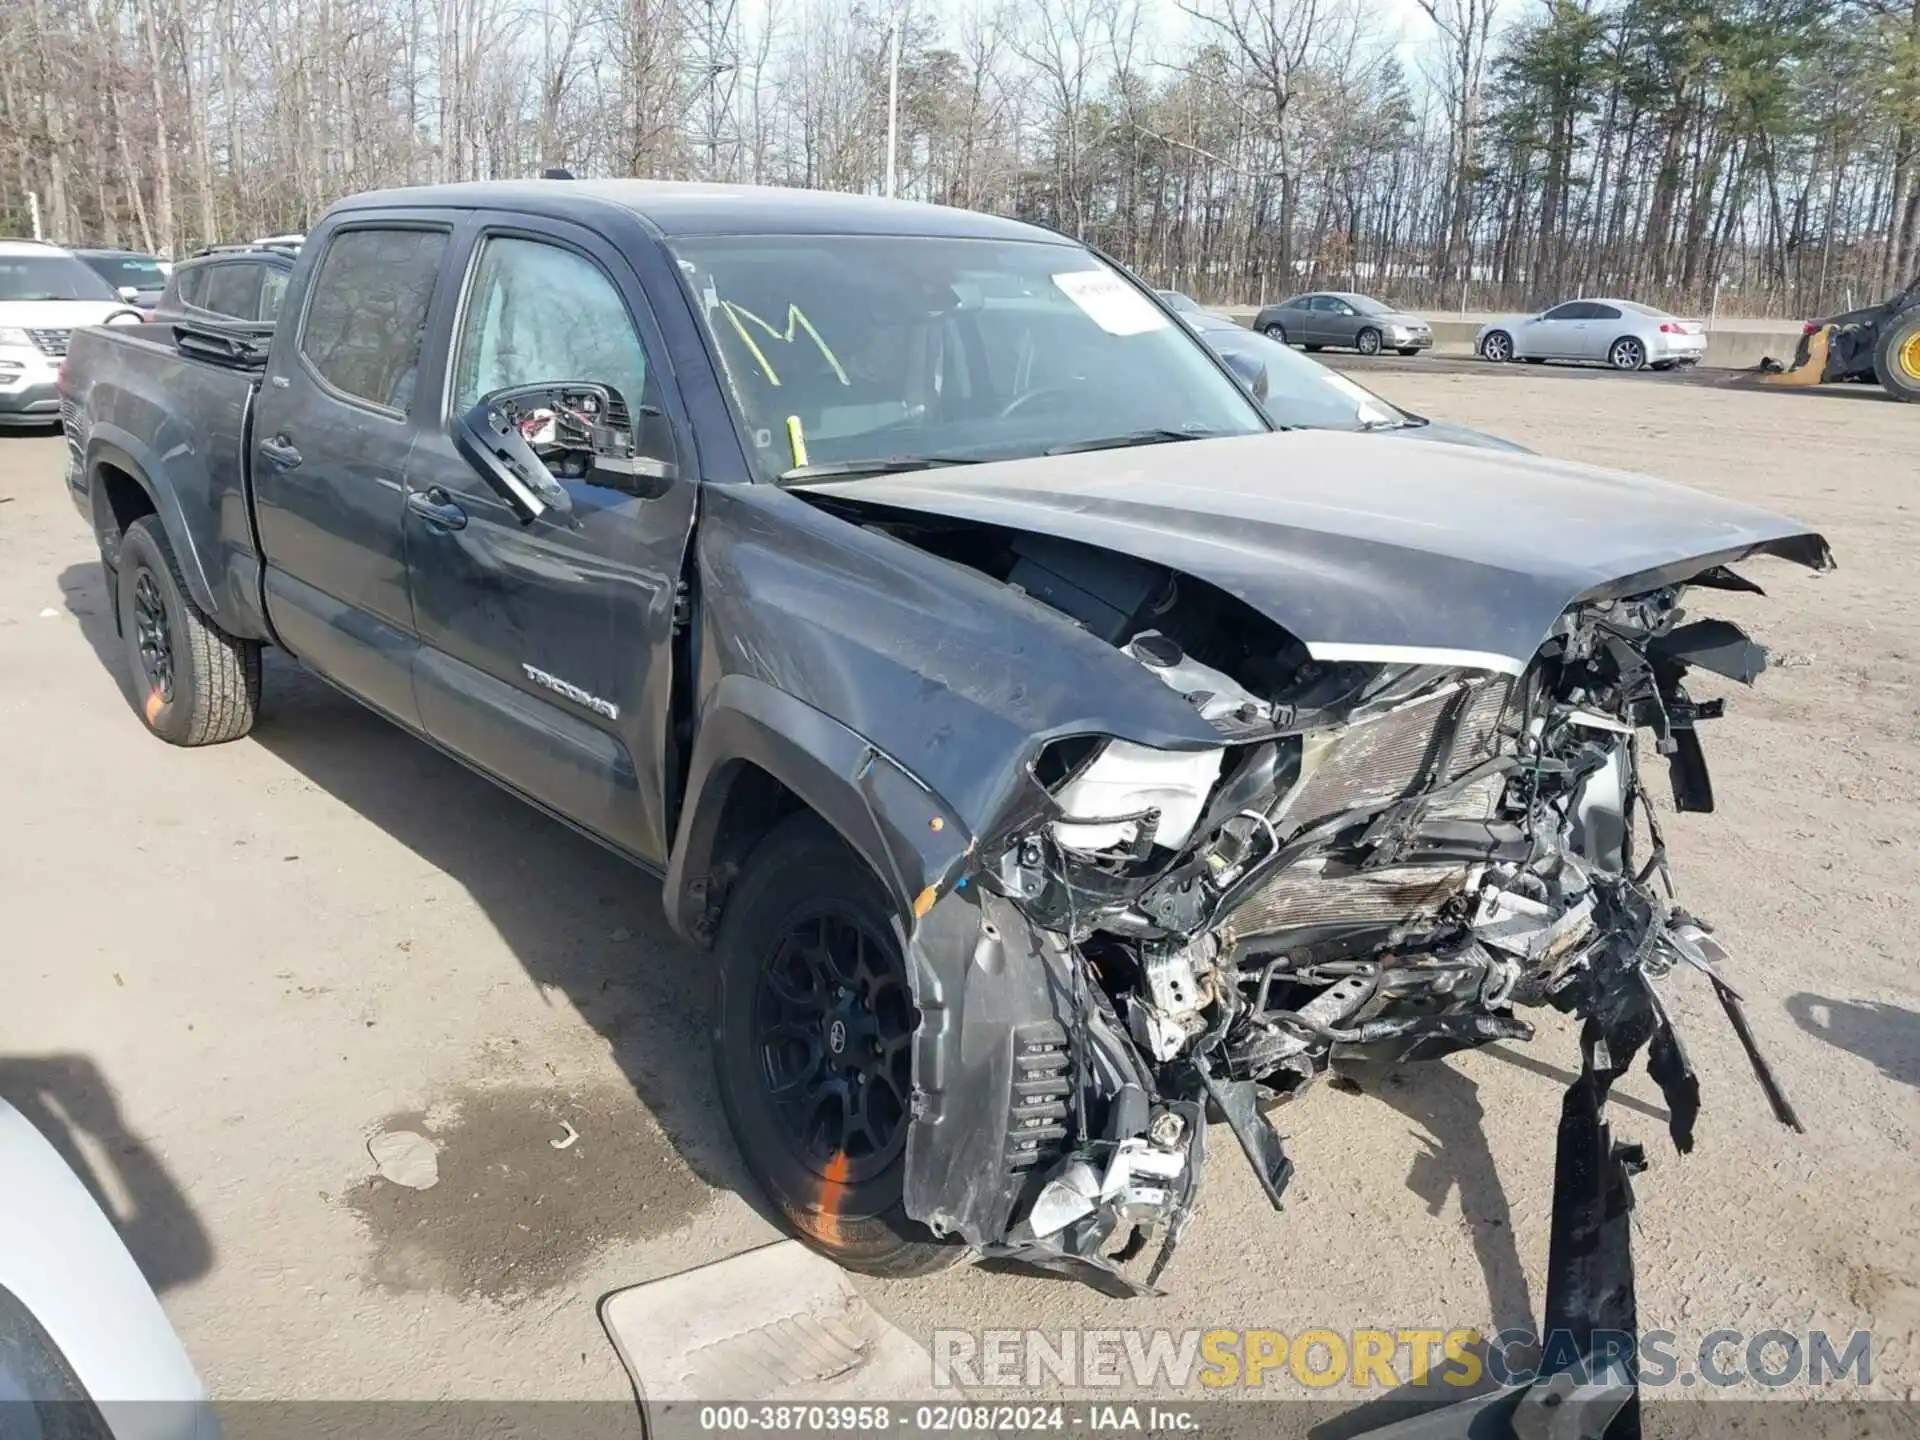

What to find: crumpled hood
left=811, top=430, right=1832, bottom=674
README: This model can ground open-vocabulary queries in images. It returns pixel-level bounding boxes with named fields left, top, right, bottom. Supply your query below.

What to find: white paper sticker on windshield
left=1052, top=268, right=1170, bottom=336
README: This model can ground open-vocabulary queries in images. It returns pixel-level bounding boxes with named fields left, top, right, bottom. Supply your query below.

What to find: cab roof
left=332, top=179, right=1067, bottom=245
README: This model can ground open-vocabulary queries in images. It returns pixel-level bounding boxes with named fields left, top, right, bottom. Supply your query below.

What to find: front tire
left=1608, top=336, right=1647, bottom=371
left=1480, top=330, right=1513, bottom=363
left=1262, top=322, right=1288, bottom=344
left=1872, top=307, right=1920, bottom=403
left=1356, top=327, right=1382, bottom=356
left=116, top=516, right=261, bottom=746
left=713, top=813, right=963, bottom=1277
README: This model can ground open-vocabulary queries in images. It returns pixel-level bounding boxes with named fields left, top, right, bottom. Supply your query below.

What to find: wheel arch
left=663, top=674, right=974, bottom=948
left=85, top=429, right=219, bottom=617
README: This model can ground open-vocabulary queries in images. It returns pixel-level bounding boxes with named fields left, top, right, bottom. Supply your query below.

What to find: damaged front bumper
left=892, top=562, right=1822, bottom=1299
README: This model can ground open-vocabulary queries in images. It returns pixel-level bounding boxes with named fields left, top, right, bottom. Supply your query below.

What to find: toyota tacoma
left=60, top=180, right=1829, bottom=1296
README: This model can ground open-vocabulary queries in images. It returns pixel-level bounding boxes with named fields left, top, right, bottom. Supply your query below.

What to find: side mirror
left=459, top=383, right=676, bottom=521
left=119, top=285, right=139, bottom=300
left=1222, top=350, right=1269, bottom=401
left=455, top=390, right=576, bottom=525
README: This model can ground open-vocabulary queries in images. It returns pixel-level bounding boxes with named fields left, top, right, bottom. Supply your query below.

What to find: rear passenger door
left=401, top=219, right=698, bottom=865
left=251, top=218, right=457, bottom=728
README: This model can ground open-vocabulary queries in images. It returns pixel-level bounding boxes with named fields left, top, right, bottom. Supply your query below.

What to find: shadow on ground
left=1330, top=1059, right=1536, bottom=1342
left=0, top=1053, right=214, bottom=1293
left=1784, top=993, right=1920, bottom=1090
left=60, top=563, right=778, bottom=1295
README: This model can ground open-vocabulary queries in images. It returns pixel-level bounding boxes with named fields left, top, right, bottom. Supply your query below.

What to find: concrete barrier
left=1212, top=306, right=1803, bottom=371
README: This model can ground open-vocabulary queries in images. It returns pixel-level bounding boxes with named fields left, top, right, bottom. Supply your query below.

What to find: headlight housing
left=0, top=326, right=33, bottom=349
left=1050, top=740, right=1224, bottom=855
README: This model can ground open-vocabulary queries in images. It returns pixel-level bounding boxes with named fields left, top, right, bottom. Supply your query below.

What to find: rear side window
left=163, top=267, right=198, bottom=309
left=299, top=228, right=449, bottom=414
left=1589, top=303, right=1622, bottom=320
left=201, top=262, right=262, bottom=319
left=258, top=267, right=289, bottom=322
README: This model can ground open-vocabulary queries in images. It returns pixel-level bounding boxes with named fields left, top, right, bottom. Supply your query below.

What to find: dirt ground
left=1, top=369, right=1915, bottom=1408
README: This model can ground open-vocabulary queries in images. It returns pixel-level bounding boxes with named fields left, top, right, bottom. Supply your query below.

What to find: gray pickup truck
left=61, top=179, right=1830, bottom=1299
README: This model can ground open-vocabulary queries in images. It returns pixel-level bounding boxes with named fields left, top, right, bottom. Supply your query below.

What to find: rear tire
left=1523, top=356, right=1545, bottom=365
left=1303, top=343, right=1323, bottom=352
left=1872, top=307, right=1920, bottom=403
left=1480, top=330, right=1513, bottom=363
left=1396, top=347, right=1420, bottom=356
left=115, top=516, right=261, bottom=746
left=712, top=813, right=964, bottom=1278
left=1608, top=336, right=1647, bottom=371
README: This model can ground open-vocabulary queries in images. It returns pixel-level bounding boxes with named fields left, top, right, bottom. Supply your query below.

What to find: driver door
left=1320, top=296, right=1360, bottom=348
left=401, top=220, right=697, bottom=866
left=1526, top=303, right=1588, bottom=358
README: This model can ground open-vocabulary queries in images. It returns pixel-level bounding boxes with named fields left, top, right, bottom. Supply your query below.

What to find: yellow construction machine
left=1764, top=276, right=1920, bottom=401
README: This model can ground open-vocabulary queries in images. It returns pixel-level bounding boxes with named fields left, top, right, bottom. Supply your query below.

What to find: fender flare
left=661, top=673, right=976, bottom=945
left=85, top=424, right=220, bottom=617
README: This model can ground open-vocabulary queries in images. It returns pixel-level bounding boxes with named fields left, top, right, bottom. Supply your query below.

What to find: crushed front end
left=895, top=550, right=1828, bottom=1295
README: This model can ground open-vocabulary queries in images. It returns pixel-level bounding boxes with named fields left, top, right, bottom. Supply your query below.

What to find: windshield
left=671, top=236, right=1268, bottom=476
left=1201, top=327, right=1410, bottom=431
left=0, top=255, right=121, bottom=303
left=1348, top=295, right=1395, bottom=316
left=80, top=254, right=165, bottom=291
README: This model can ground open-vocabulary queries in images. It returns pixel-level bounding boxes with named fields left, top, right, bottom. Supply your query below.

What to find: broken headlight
left=1049, top=739, right=1224, bottom=856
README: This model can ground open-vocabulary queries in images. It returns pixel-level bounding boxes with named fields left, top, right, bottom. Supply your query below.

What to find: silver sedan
left=1252, top=291, right=1434, bottom=356
left=1476, top=298, right=1707, bottom=371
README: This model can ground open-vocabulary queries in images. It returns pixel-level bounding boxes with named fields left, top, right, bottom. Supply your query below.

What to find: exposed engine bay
left=836, top=507, right=1828, bottom=1295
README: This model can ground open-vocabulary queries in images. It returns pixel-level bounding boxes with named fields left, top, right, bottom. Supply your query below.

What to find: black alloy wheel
left=753, top=906, right=916, bottom=1184
left=131, top=566, right=174, bottom=705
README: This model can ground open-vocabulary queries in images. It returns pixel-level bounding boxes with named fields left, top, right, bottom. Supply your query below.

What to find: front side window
left=1542, top=303, right=1584, bottom=321
left=671, top=235, right=1267, bottom=477
left=300, top=227, right=449, bottom=414
left=450, top=236, right=650, bottom=419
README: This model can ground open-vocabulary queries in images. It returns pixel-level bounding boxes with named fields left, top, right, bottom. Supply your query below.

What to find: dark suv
left=153, top=243, right=298, bottom=327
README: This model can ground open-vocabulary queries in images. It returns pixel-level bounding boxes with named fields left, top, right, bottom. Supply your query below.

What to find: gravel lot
left=1, top=369, right=1915, bottom=1411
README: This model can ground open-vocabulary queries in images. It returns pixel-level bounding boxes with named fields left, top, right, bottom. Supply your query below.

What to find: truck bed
left=63, top=321, right=272, bottom=644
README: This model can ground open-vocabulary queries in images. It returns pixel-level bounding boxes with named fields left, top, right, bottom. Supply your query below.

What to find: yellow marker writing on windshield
left=720, top=300, right=850, bottom=388
left=786, top=415, right=809, bottom=469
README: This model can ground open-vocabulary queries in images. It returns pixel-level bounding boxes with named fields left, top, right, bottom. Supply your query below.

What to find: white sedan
left=1476, top=298, right=1707, bottom=371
